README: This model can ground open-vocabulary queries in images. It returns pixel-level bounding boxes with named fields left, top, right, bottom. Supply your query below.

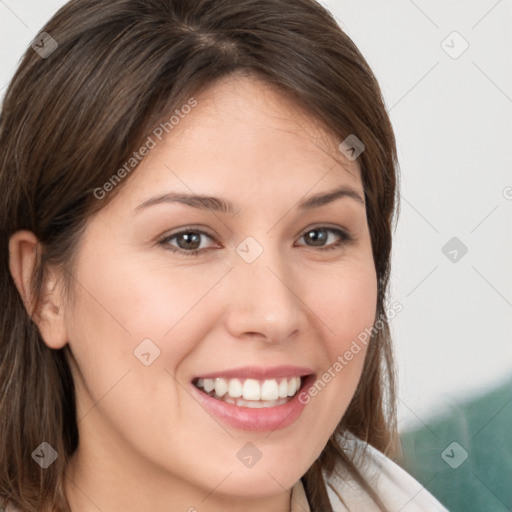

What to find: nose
left=223, top=246, right=307, bottom=345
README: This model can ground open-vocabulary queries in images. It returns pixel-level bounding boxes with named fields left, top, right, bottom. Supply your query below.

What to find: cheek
left=67, top=250, right=228, bottom=354
left=62, top=253, right=225, bottom=460
left=308, top=256, right=378, bottom=353
left=298, top=256, right=377, bottom=432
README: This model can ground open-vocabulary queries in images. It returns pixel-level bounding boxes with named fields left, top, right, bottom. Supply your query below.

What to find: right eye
left=158, top=228, right=218, bottom=257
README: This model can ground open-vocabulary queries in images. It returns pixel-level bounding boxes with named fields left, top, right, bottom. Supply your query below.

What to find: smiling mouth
left=192, top=376, right=306, bottom=408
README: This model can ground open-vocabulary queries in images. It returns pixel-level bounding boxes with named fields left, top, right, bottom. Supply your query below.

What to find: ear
left=8, top=230, right=68, bottom=349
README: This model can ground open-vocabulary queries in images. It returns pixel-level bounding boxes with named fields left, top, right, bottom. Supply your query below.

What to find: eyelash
left=157, top=226, right=354, bottom=257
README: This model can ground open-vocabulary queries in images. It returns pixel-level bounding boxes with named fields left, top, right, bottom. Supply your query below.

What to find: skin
left=9, top=73, right=377, bottom=512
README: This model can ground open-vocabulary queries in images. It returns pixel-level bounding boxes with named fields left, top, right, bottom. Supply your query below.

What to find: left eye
left=158, top=226, right=353, bottom=256
left=296, top=227, right=353, bottom=250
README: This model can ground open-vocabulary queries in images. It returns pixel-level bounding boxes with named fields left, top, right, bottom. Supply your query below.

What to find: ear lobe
left=8, top=230, right=68, bottom=350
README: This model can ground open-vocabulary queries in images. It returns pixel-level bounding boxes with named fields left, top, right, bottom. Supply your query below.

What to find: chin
left=214, top=466, right=304, bottom=498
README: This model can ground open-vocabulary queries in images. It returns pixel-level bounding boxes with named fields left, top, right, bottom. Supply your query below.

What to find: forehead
left=108, top=74, right=363, bottom=210
left=176, top=73, right=358, bottom=170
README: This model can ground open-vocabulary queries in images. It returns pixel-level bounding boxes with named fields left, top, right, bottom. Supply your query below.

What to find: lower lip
left=190, top=375, right=315, bottom=432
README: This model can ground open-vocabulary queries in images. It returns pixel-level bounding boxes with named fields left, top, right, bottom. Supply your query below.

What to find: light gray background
left=1, top=0, right=511, bottom=432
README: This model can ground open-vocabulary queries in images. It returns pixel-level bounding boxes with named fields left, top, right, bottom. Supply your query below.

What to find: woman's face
left=58, top=74, right=377, bottom=508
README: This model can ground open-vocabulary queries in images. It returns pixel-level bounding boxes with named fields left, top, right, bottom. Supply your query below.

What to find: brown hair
left=0, top=0, right=400, bottom=510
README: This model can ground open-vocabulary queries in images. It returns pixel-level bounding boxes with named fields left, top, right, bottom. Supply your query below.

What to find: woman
left=0, top=0, right=449, bottom=510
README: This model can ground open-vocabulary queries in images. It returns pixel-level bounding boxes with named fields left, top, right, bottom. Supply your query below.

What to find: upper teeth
left=195, top=376, right=302, bottom=401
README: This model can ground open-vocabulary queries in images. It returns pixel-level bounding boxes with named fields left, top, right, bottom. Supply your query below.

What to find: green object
left=398, top=379, right=512, bottom=512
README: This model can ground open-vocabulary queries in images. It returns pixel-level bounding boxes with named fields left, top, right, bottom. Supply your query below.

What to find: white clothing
left=290, top=434, right=449, bottom=512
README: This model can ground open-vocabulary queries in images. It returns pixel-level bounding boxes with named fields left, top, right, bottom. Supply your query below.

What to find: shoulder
left=323, top=433, right=450, bottom=512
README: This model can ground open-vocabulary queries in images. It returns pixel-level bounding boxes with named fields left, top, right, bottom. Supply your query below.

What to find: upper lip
left=192, top=365, right=315, bottom=381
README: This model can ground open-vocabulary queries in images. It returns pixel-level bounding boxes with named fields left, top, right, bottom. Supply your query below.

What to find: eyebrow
left=134, top=185, right=365, bottom=215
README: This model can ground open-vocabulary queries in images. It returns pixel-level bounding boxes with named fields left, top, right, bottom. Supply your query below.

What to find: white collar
left=290, top=434, right=449, bottom=512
